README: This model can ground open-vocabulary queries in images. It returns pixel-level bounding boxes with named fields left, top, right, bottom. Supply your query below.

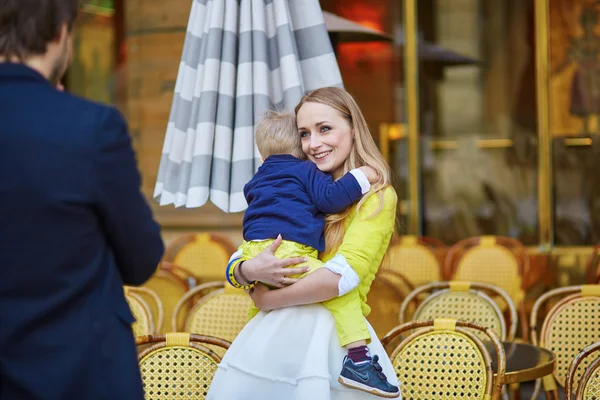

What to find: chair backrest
left=445, top=236, right=528, bottom=306
left=137, top=333, right=230, bottom=400
left=381, top=235, right=445, bottom=287
left=586, top=244, right=600, bottom=283
left=530, top=285, right=600, bottom=397
left=173, top=282, right=252, bottom=343
left=124, top=286, right=164, bottom=336
left=401, top=281, right=517, bottom=341
left=142, top=263, right=192, bottom=333
left=565, top=341, right=600, bottom=399
left=164, top=233, right=237, bottom=282
left=367, top=270, right=413, bottom=335
left=382, top=318, right=505, bottom=400
left=578, top=358, right=600, bottom=399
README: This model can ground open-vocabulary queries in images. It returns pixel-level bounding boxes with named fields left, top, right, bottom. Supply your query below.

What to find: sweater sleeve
left=306, top=166, right=366, bottom=214
left=335, top=186, right=398, bottom=281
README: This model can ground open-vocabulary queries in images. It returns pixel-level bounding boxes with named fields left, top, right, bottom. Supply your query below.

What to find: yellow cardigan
left=322, top=186, right=398, bottom=317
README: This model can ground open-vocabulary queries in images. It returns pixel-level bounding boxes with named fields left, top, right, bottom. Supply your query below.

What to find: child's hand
left=249, top=283, right=274, bottom=311
left=359, top=166, right=379, bottom=184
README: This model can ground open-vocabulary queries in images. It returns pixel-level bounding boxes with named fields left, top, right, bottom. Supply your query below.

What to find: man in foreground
left=0, top=1, right=164, bottom=398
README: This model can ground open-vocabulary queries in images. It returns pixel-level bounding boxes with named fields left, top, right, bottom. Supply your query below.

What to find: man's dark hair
left=0, top=0, right=80, bottom=60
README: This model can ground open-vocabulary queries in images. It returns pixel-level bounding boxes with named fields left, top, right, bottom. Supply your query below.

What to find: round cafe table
left=485, top=341, right=556, bottom=384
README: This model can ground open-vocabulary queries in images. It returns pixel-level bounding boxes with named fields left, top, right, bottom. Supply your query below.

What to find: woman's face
left=296, top=102, right=353, bottom=178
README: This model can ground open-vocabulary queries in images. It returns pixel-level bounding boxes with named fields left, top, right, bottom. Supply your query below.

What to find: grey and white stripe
left=154, top=0, right=343, bottom=212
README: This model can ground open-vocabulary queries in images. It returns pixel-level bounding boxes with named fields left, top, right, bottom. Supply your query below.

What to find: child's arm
left=307, top=165, right=377, bottom=214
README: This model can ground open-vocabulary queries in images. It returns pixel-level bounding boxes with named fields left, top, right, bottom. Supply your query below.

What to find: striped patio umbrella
left=154, top=0, right=343, bottom=212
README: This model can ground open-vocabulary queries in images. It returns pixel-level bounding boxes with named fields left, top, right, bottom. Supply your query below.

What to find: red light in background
left=358, top=20, right=384, bottom=33
left=329, top=2, right=391, bottom=68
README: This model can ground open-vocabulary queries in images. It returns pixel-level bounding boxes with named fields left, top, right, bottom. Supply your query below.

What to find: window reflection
left=416, top=0, right=539, bottom=245
left=66, top=1, right=117, bottom=105
left=551, top=0, right=600, bottom=245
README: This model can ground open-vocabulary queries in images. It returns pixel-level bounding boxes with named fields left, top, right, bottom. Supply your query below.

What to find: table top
left=486, top=342, right=556, bottom=384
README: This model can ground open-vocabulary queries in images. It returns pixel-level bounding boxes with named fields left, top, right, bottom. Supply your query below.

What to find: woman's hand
left=242, top=235, right=310, bottom=288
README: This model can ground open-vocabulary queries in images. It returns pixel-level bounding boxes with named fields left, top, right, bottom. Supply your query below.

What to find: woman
left=207, top=87, right=401, bottom=399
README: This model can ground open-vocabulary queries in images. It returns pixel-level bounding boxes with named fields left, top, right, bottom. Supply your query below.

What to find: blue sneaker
left=338, top=355, right=400, bottom=398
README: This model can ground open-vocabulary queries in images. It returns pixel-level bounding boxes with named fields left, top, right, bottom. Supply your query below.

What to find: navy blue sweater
left=243, top=154, right=363, bottom=251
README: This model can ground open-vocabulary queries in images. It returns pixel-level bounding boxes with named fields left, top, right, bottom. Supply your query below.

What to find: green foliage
left=83, top=0, right=114, bottom=9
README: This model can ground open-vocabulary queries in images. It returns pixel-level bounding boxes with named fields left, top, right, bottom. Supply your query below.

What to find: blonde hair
left=255, top=110, right=304, bottom=159
left=295, top=87, right=392, bottom=254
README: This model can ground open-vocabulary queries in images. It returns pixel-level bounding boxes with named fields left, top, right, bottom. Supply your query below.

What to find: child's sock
left=347, top=345, right=371, bottom=365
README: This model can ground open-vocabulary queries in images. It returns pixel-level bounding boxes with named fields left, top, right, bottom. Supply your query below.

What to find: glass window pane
left=550, top=0, right=600, bottom=245
left=417, top=0, right=538, bottom=245
left=67, top=1, right=117, bottom=104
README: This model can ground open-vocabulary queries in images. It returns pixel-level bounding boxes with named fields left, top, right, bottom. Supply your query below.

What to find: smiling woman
left=297, top=103, right=355, bottom=179
left=209, top=87, right=401, bottom=399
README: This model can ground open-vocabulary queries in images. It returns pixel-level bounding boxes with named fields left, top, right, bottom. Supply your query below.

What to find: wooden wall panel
left=125, top=0, right=191, bottom=31
left=125, top=5, right=186, bottom=195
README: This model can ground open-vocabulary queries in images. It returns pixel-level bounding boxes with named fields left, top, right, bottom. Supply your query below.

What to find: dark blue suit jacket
left=0, top=64, right=165, bottom=399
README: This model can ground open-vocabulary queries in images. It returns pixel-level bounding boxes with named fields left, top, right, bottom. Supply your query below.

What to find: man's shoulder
left=53, top=93, right=127, bottom=145
left=14, top=86, right=124, bottom=139
left=4, top=79, right=118, bottom=122
left=30, top=92, right=129, bottom=154
left=56, top=91, right=122, bottom=122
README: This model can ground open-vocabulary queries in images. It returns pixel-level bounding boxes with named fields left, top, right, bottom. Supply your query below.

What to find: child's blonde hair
left=255, top=110, right=304, bottom=159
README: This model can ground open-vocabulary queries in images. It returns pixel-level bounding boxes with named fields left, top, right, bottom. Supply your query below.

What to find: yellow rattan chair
left=124, top=286, right=164, bottom=336
left=367, top=269, right=414, bottom=335
left=444, top=236, right=529, bottom=308
left=382, top=318, right=506, bottom=400
left=137, top=332, right=230, bottom=400
left=172, top=282, right=252, bottom=343
left=445, top=235, right=531, bottom=340
left=164, top=233, right=237, bottom=283
left=586, top=245, right=600, bottom=284
left=381, top=235, right=445, bottom=287
left=400, top=281, right=518, bottom=342
left=565, top=341, right=600, bottom=399
left=142, top=263, right=193, bottom=334
left=529, top=285, right=600, bottom=400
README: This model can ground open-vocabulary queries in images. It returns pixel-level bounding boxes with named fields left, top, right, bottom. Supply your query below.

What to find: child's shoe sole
left=338, top=376, right=400, bottom=398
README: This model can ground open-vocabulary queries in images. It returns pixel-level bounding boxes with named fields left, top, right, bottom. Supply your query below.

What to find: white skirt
left=206, top=304, right=401, bottom=400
